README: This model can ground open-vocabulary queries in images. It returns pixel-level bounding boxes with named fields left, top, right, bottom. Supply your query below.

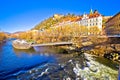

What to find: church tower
left=90, top=9, right=93, bottom=14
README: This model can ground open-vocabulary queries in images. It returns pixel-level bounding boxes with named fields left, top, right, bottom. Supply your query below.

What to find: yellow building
left=105, top=12, right=120, bottom=35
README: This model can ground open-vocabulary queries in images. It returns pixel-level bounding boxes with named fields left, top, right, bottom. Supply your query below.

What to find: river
left=0, top=39, right=119, bottom=80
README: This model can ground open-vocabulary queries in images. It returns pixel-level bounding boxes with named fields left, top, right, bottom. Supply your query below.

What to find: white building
left=77, top=10, right=103, bottom=30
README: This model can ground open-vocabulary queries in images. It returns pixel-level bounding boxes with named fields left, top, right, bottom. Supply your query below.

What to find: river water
left=0, top=39, right=119, bottom=80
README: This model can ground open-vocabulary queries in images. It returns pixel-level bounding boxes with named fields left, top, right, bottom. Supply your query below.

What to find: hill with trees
left=32, top=13, right=80, bottom=30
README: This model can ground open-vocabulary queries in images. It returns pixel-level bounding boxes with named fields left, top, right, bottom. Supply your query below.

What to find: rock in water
left=12, top=39, right=32, bottom=49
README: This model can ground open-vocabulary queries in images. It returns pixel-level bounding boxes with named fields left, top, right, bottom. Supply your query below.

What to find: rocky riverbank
left=84, top=44, right=120, bottom=61
left=60, top=44, right=120, bottom=63
left=60, top=37, right=120, bottom=63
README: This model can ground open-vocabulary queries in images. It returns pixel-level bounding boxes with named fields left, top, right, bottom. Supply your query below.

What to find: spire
left=90, top=9, right=93, bottom=14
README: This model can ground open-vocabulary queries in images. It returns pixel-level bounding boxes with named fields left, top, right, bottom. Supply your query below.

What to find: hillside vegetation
left=32, top=14, right=79, bottom=30
left=0, top=32, right=7, bottom=42
left=18, top=22, right=102, bottom=48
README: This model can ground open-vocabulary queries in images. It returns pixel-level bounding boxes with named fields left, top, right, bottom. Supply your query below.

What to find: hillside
left=32, top=14, right=80, bottom=30
left=32, top=13, right=110, bottom=31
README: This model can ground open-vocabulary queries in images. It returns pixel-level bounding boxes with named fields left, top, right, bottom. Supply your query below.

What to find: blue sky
left=0, top=0, right=120, bottom=33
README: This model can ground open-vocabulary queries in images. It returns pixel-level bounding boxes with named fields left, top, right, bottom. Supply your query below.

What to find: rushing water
left=0, top=39, right=119, bottom=80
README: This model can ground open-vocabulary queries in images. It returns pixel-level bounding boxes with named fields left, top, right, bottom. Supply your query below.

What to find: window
left=96, top=18, right=98, bottom=21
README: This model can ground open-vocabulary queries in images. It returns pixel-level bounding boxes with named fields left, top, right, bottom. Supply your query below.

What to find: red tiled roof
left=71, top=17, right=82, bottom=22
left=88, top=13, right=101, bottom=18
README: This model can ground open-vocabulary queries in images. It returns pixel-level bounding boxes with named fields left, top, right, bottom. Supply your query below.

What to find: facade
left=53, top=10, right=103, bottom=31
left=105, top=12, right=120, bottom=35
left=77, top=10, right=103, bottom=30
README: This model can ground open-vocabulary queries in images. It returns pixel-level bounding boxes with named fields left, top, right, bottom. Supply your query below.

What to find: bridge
left=79, top=35, right=120, bottom=38
left=31, top=42, right=73, bottom=47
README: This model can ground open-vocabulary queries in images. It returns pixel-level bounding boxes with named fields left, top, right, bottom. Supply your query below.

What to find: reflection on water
left=13, top=47, right=36, bottom=54
left=33, top=46, right=66, bottom=54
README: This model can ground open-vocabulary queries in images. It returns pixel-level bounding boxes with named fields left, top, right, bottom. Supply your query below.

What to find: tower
left=90, top=9, right=93, bottom=14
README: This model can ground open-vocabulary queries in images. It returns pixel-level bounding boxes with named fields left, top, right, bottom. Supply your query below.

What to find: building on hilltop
left=105, top=12, right=120, bottom=35
left=53, top=14, right=64, bottom=19
left=77, top=9, right=103, bottom=30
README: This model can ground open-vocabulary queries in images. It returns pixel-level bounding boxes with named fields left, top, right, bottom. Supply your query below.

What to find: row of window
left=89, top=18, right=100, bottom=22
left=79, top=19, right=102, bottom=23
left=89, top=18, right=102, bottom=22
left=78, top=22, right=102, bottom=26
left=87, top=23, right=96, bottom=26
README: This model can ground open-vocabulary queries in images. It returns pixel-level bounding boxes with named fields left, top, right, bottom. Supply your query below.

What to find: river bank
left=60, top=37, right=120, bottom=63
left=0, top=32, right=7, bottom=43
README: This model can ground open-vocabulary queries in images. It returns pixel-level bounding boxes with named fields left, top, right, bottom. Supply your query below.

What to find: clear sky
left=0, top=0, right=120, bottom=33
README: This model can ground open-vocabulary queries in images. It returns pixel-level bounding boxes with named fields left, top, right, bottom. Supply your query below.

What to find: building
left=105, top=12, right=120, bottom=35
left=51, top=9, right=103, bottom=35
left=53, top=14, right=64, bottom=19
left=53, top=10, right=103, bottom=30
left=77, top=9, right=103, bottom=30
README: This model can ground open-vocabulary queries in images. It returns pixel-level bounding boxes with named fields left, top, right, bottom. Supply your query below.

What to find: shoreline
left=62, top=42, right=120, bottom=63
